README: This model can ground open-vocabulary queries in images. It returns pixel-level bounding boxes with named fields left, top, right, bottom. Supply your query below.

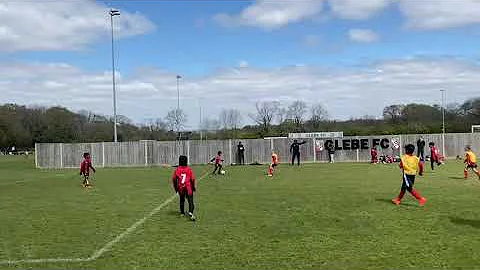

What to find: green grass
left=1, top=156, right=480, bottom=269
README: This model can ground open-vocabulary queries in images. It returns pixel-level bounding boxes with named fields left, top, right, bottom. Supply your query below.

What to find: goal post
left=472, top=125, right=480, bottom=133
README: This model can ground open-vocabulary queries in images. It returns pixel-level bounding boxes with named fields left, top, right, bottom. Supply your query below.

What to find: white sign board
left=288, top=132, right=344, bottom=139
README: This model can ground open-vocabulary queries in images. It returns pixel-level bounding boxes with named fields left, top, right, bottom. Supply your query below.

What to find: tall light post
left=440, top=89, right=446, bottom=157
left=176, top=75, right=182, bottom=141
left=109, top=9, right=120, bottom=142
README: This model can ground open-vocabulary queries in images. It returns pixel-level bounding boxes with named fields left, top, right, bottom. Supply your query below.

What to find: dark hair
left=178, top=155, right=188, bottom=166
left=83, top=152, right=90, bottom=158
left=405, top=144, right=415, bottom=155
left=218, top=151, right=222, bottom=155
left=429, top=142, right=435, bottom=146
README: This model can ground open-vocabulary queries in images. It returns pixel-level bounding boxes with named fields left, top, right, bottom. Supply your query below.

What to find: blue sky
left=1, top=0, right=480, bottom=130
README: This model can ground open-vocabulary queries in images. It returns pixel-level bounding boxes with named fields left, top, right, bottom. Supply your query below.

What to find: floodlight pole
left=176, top=75, right=182, bottom=142
left=110, top=9, right=120, bottom=142
left=440, top=89, right=446, bottom=156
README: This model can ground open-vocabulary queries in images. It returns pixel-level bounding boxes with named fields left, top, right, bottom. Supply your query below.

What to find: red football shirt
left=172, top=166, right=196, bottom=195
left=80, top=158, right=94, bottom=175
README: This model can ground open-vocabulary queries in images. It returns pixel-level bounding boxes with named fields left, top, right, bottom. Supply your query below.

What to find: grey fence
left=35, top=133, right=480, bottom=168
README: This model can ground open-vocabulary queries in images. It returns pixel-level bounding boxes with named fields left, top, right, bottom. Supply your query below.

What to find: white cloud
left=328, top=0, right=391, bottom=20
left=213, top=0, right=324, bottom=29
left=238, top=61, right=249, bottom=68
left=398, top=0, right=480, bottom=30
left=1, top=58, right=479, bottom=129
left=0, top=0, right=155, bottom=52
left=348, top=29, right=379, bottom=43
left=213, top=0, right=480, bottom=31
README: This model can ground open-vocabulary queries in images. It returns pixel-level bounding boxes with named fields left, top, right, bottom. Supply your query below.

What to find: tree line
left=0, top=97, right=478, bottom=150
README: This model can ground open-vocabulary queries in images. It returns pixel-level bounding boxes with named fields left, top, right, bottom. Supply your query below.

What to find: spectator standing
left=237, top=142, right=245, bottom=165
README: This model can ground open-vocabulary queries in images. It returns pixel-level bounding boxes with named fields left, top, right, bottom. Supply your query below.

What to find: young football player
left=172, top=155, right=196, bottom=221
left=429, top=142, right=442, bottom=170
left=210, top=151, right=224, bottom=175
left=268, top=151, right=279, bottom=177
left=392, top=144, right=427, bottom=206
left=80, top=152, right=96, bottom=188
left=464, top=146, right=480, bottom=180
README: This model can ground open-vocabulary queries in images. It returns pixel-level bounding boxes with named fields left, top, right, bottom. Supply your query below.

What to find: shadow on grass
left=449, top=176, right=465, bottom=180
left=374, top=198, right=417, bottom=208
left=450, top=217, right=480, bottom=229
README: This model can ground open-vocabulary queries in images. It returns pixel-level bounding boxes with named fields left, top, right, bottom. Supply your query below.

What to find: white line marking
left=0, top=173, right=207, bottom=265
left=0, top=180, right=35, bottom=186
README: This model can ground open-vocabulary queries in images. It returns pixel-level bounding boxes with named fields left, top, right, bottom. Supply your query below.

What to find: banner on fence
left=288, top=132, right=344, bottom=139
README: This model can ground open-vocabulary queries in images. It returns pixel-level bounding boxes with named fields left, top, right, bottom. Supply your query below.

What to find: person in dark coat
left=237, top=142, right=245, bottom=165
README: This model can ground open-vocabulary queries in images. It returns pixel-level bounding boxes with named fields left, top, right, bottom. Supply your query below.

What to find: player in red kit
left=80, top=152, right=96, bottom=188
left=172, top=155, right=196, bottom=221
left=429, top=142, right=442, bottom=170
left=210, top=151, right=224, bottom=175
left=268, top=151, right=279, bottom=177
left=370, top=147, right=378, bottom=164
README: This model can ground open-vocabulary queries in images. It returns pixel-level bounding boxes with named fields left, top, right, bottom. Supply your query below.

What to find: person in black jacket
left=290, top=139, right=306, bottom=166
left=416, top=136, right=426, bottom=161
left=326, top=142, right=335, bottom=163
left=237, top=142, right=245, bottom=165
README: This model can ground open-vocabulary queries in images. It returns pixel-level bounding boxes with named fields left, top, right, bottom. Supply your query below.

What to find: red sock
left=411, top=189, right=422, bottom=200
left=268, top=166, right=273, bottom=175
left=464, top=169, right=468, bottom=178
left=397, top=190, right=406, bottom=200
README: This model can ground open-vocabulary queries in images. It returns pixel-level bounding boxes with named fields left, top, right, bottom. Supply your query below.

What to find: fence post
left=356, top=136, right=359, bottom=163
left=144, top=141, right=148, bottom=167
left=399, top=135, right=403, bottom=157
left=35, top=143, right=38, bottom=168
left=60, top=143, right=63, bottom=168
left=313, top=138, right=316, bottom=163
left=270, top=139, right=274, bottom=151
left=228, top=139, right=232, bottom=165
left=102, top=142, right=105, bottom=168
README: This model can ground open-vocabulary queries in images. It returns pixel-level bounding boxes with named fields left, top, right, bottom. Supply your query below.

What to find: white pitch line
left=89, top=173, right=207, bottom=260
left=0, top=173, right=207, bottom=265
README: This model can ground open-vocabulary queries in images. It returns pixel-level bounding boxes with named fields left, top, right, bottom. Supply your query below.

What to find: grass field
left=1, top=156, right=480, bottom=269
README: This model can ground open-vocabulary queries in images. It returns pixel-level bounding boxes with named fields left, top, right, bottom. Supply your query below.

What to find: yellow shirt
left=466, top=151, right=477, bottom=164
left=401, top=154, right=420, bottom=175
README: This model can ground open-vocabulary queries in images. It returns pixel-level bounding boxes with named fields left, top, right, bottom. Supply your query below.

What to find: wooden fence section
left=35, top=133, right=480, bottom=168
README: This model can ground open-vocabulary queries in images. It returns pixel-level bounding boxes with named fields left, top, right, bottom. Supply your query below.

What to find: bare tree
left=276, top=106, right=288, bottom=124
left=287, top=100, right=308, bottom=126
left=219, top=109, right=229, bottom=130
left=310, top=103, right=329, bottom=125
left=201, top=117, right=220, bottom=131
left=382, top=105, right=404, bottom=123
left=249, top=101, right=278, bottom=131
left=229, top=109, right=242, bottom=130
left=165, top=108, right=187, bottom=131
left=219, top=108, right=242, bottom=130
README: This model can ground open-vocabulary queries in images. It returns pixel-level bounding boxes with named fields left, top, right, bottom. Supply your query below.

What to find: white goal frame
left=472, top=125, right=480, bottom=133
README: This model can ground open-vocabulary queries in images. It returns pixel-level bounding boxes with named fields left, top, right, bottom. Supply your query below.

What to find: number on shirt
left=180, top=173, right=187, bottom=184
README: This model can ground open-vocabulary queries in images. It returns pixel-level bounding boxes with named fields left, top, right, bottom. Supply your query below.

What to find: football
left=220, top=170, right=226, bottom=175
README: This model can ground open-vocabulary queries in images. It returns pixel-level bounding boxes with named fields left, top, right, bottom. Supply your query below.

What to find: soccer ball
left=220, top=170, right=226, bottom=175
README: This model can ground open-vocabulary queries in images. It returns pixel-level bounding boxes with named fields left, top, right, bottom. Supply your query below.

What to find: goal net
left=472, top=125, right=480, bottom=133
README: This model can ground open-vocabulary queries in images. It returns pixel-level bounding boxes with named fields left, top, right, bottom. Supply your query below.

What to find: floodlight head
left=109, top=9, right=120, bottom=16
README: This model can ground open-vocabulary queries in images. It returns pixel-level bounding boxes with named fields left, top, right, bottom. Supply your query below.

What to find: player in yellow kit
left=392, top=144, right=427, bottom=206
left=268, top=151, right=279, bottom=177
left=464, top=146, right=480, bottom=180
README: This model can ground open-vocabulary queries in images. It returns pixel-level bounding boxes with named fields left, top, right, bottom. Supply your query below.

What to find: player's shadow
left=449, top=217, right=480, bottom=229
left=448, top=176, right=465, bottom=180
